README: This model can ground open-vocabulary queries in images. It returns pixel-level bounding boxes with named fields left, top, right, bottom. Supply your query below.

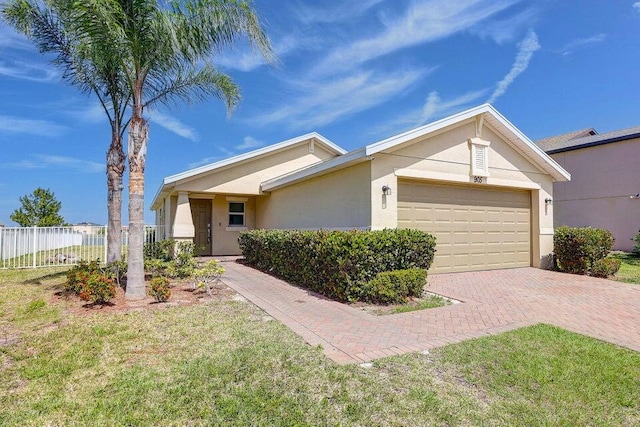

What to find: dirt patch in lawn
left=51, top=278, right=238, bottom=316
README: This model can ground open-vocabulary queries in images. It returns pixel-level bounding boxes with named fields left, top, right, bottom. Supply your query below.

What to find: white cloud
left=470, top=7, right=539, bottom=44
left=253, top=68, right=429, bottom=130
left=0, top=24, right=33, bottom=51
left=236, top=136, right=264, bottom=150
left=370, top=88, right=489, bottom=136
left=187, top=156, right=224, bottom=169
left=0, top=114, right=66, bottom=137
left=314, top=0, right=519, bottom=76
left=216, top=34, right=299, bottom=72
left=0, top=59, right=58, bottom=82
left=5, top=155, right=103, bottom=173
left=295, top=0, right=385, bottom=24
left=561, top=33, right=606, bottom=56
left=634, top=2, right=640, bottom=12
left=487, top=30, right=540, bottom=104
left=147, top=110, right=198, bottom=141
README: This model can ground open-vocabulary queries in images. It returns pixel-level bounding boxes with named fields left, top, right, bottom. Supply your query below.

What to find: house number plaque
left=473, top=176, right=484, bottom=184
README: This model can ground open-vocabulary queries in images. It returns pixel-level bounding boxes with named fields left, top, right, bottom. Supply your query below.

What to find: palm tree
left=72, top=0, right=275, bottom=299
left=2, top=0, right=130, bottom=264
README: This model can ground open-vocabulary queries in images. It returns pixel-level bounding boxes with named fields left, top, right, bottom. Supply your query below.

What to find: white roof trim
left=150, top=132, right=345, bottom=209
left=260, top=104, right=570, bottom=192
left=365, top=103, right=570, bottom=182
left=261, top=148, right=369, bottom=192
left=165, top=132, right=345, bottom=186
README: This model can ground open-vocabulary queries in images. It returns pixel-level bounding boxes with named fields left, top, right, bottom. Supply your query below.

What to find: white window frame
left=468, top=137, right=490, bottom=177
left=226, top=196, right=248, bottom=230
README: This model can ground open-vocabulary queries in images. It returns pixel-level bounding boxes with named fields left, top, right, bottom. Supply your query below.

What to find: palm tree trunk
left=125, top=104, right=148, bottom=300
left=106, top=129, right=125, bottom=263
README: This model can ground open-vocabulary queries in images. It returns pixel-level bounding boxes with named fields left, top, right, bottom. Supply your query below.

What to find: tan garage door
left=398, top=181, right=531, bottom=274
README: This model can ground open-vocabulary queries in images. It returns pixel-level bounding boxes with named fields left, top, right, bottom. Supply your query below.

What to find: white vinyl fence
left=0, top=225, right=160, bottom=269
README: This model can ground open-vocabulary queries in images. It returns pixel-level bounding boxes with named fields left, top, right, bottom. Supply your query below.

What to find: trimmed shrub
left=554, top=226, right=614, bottom=275
left=149, top=276, right=171, bottom=302
left=79, top=272, right=116, bottom=304
left=65, top=260, right=102, bottom=294
left=144, top=239, right=174, bottom=261
left=238, top=229, right=436, bottom=302
left=632, top=230, right=640, bottom=256
left=590, top=258, right=622, bottom=278
left=361, top=268, right=427, bottom=304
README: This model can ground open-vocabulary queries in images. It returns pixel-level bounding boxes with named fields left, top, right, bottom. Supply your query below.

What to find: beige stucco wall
left=156, top=139, right=339, bottom=253
left=174, top=142, right=336, bottom=195
left=550, top=138, right=640, bottom=251
left=257, top=162, right=371, bottom=230
left=211, top=196, right=256, bottom=255
left=369, top=120, right=555, bottom=267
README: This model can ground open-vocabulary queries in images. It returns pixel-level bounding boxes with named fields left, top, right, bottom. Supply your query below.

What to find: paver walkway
left=219, top=261, right=640, bottom=364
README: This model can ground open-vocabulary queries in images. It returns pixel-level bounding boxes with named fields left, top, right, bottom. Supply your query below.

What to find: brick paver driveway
left=220, top=261, right=640, bottom=364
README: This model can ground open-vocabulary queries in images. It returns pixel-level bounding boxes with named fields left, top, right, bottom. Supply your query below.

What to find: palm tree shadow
left=22, top=270, right=68, bottom=285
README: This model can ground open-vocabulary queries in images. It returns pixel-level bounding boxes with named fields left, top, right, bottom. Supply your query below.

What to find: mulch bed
left=51, top=278, right=238, bottom=316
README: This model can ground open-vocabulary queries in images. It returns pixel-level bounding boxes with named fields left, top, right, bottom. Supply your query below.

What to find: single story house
left=152, top=104, right=570, bottom=274
left=537, top=125, right=640, bottom=251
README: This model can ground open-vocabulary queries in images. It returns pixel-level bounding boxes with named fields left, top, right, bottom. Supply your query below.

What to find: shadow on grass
left=22, top=269, right=69, bottom=285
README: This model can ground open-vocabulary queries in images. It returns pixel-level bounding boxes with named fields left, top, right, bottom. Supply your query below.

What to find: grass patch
left=382, top=294, right=450, bottom=315
left=610, top=252, right=640, bottom=285
left=1, top=269, right=639, bottom=426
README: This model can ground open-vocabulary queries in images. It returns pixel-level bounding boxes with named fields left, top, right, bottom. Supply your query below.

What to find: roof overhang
left=150, top=132, right=345, bottom=210
left=365, top=103, right=571, bottom=182
left=261, top=148, right=371, bottom=192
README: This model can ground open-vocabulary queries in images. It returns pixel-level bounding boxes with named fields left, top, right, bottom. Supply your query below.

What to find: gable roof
left=262, top=104, right=570, bottom=192
left=151, top=132, right=345, bottom=209
left=535, top=128, right=597, bottom=152
left=538, top=125, right=640, bottom=154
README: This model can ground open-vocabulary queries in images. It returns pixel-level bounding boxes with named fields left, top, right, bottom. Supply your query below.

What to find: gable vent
left=469, top=137, right=490, bottom=177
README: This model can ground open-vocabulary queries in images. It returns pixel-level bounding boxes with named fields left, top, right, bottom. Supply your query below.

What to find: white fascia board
left=365, top=104, right=492, bottom=156
left=164, top=132, right=345, bottom=186
left=149, top=132, right=346, bottom=211
left=485, top=106, right=571, bottom=182
left=261, top=148, right=368, bottom=192
left=365, top=103, right=571, bottom=182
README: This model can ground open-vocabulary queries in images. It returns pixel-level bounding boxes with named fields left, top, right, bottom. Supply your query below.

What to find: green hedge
left=238, top=229, right=436, bottom=302
left=554, top=226, right=614, bottom=275
left=361, top=268, right=427, bottom=304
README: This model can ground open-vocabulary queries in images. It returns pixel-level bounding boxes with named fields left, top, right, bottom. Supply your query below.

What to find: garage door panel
left=398, top=181, right=530, bottom=274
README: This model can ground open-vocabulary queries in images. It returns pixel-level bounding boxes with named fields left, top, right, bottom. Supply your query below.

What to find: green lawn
left=1, top=268, right=639, bottom=426
left=611, top=252, right=640, bottom=285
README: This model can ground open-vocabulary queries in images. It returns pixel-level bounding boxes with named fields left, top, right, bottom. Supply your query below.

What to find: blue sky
left=1, top=0, right=639, bottom=225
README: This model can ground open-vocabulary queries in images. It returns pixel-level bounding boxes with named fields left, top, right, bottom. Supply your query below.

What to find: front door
left=189, top=199, right=212, bottom=256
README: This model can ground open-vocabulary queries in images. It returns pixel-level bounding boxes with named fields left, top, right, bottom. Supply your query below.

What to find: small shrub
left=144, top=258, right=170, bottom=277
left=143, top=239, right=174, bottom=261
left=361, top=268, right=427, bottom=304
left=149, top=276, right=171, bottom=302
left=107, top=260, right=127, bottom=287
left=79, top=272, right=116, bottom=304
left=193, top=260, right=225, bottom=295
left=554, top=226, right=614, bottom=275
left=632, top=230, right=640, bottom=256
left=591, top=258, right=622, bottom=278
left=65, top=260, right=102, bottom=294
left=167, top=241, right=198, bottom=278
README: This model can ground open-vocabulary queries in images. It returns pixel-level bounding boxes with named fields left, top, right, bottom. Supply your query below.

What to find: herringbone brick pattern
left=220, top=261, right=640, bottom=364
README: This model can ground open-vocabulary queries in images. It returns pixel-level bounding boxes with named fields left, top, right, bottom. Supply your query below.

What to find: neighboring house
left=72, top=222, right=102, bottom=234
left=537, top=125, right=640, bottom=251
left=152, top=104, right=570, bottom=274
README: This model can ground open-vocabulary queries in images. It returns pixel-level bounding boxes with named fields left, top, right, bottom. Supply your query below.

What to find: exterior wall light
left=545, top=198, right=553, bottom=206
left=382, top=185, right=392, bottom=196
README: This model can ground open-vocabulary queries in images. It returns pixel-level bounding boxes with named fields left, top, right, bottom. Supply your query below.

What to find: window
left=228, top=202, right=245, bottom=226
left=468, top=137, right=490, bottom=177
